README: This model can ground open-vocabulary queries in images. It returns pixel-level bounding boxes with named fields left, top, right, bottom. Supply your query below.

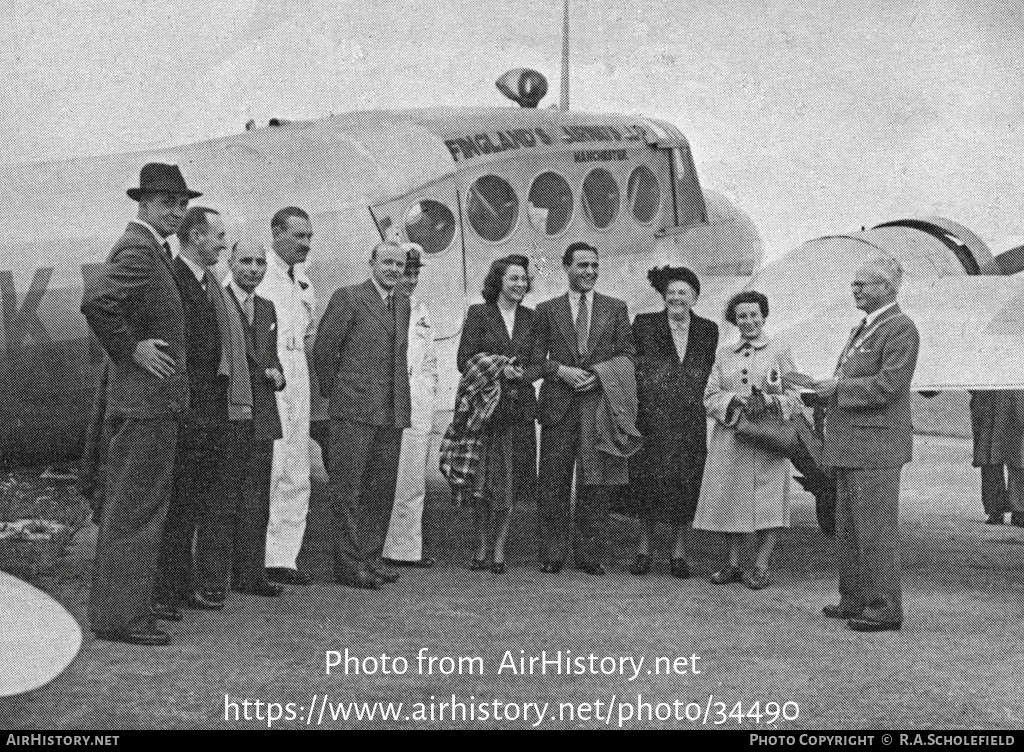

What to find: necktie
left=244, top=294, right=254, bottom=325
left=575, top=294, right=589, bottom=358
left=835, top=318, right=867, bottom=375
left=387, top=292, right=394, bottom=314
left=162, top=241, right=172, bottom=260
left=288, top=265, right=295, bottom=282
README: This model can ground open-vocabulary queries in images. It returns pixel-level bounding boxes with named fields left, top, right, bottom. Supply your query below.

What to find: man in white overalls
left=259, top=207, right=315, bottom=586
left=382, top=244, right=438, bottom=567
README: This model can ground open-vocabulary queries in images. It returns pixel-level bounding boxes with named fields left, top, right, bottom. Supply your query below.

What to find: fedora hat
left=127, top=163, right=202, bottom=201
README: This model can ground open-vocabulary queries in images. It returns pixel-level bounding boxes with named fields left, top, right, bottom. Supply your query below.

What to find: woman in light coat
left=693, top=290, right=802, bottom=589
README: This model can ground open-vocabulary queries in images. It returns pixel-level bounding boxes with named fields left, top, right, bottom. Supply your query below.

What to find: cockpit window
left=627, top=165, right=660, bottom=225
left=467, top=175, right=519, bottom=243
left=527, top=172, right=573, bottom=237
left=581, top=168, right=620, bottom=230
left=404, top=199, right=456, bottom=256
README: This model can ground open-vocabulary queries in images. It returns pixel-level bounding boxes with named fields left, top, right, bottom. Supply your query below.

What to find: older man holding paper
left=789, top=254, right=919, bottom=633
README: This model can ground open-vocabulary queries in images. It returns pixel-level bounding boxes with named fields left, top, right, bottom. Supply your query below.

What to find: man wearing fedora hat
left=82, top=162, right=201, bottom=646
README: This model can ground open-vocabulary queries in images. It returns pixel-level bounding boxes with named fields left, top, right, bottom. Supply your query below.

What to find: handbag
left=735, top=399, right=838, bottom=535
left=734, top=410, right=799, bottom=456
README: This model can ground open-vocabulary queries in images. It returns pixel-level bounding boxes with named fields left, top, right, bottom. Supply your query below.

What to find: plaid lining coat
left=439, top=353, right=513, bottom=504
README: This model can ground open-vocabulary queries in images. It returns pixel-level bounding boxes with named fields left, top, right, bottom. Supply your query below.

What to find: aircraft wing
left=759, top=276, right=1024, bottom=390
left=0, top=570, right=81, bottom=696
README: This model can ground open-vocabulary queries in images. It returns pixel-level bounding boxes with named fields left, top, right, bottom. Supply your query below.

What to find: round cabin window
left=627, top=165, right=661, bottom=225
left=403, top=200, right=456, bottom=256
left=527, top=171, right=573, bottom=237
left=581, top=168, right=620, bottom=230
left=467, top=175, right=519, bottom=243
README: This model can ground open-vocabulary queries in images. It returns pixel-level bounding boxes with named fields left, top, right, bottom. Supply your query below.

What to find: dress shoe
left=575, top=563, right=606, bottom=576
left=151, top=603, right=183, bottom=622
left=847, top=616, right=902, bottom=632
left=710, top=565, right=743, bottom=584
left=368, top=565, right=400, bottom=584
left=540, top=560, right=563, bottom=574
left=266, top=567, right=310, bottom=586
left=1012, top=514, right=1024, bottom=528
left=336, top=570, right=381, bottom=590
left=468, top=558, right=488, bottom=571
left=822, top=604, right=861, bottom=619
left=670, top=558, right=691, bottom=579
left=185, top=589, right=225, bottom=610
left=629, top=554, right=653, bottom=576
left=490, top=561, right=506, bottom=574
left=234, top=581, right=284, bottom=597
left=383, top=556, right=436, bottom=568
left=94, top=628, right=170, bottom=646
left=986, top=514, right=1005, bottom=525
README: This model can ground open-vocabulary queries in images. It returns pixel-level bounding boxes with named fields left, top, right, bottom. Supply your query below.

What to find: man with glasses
left=807, top=255, right=919, bottom=633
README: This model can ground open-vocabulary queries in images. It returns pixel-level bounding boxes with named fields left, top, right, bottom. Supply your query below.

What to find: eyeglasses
left=850, top=280, right=885, bottom=290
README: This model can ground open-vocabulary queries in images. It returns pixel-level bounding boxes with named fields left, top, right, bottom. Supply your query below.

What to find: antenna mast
left=560, top=0, right=569, bottom=109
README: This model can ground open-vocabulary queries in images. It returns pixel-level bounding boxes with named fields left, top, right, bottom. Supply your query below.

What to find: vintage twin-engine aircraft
left=1, top=69, right=1021, bottom=462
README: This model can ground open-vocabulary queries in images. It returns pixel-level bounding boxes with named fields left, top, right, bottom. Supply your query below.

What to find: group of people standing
left=444, top=241, right=918, bottom=635
left=82, top=162, right=920, bottom=647
left=81, top=164, right=436, bottom=645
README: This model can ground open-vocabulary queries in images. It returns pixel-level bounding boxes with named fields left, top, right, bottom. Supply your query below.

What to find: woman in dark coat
left=627, top=266, right=718, bottom=577
left=456, top=255, right=541, bottom=573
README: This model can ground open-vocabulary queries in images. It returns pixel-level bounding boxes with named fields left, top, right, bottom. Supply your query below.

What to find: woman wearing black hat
left=625, top=266, right=718, bottom=577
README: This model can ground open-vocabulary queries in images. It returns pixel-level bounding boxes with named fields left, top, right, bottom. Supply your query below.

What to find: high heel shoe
left=468, top=558, right=488, bottom=571
left=710, top=565, right=743, bottom=584
left=629, top=554, right=652, bottom=575
left=669, top=558, right=690, bottom=579
left=743, top=567, right=772, bottom=590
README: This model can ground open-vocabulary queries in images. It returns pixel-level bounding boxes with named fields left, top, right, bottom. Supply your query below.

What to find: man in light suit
left=259, top=207, right=316, bottom=586
left=811, top=254, right=919, bottom=632
left=532, top=241, right=636, bottom=576
left=311, top=241, right=412, bottom=589
left=82, top=163, right=201, bottom=646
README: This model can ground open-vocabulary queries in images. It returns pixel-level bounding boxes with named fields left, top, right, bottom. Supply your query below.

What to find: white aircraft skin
left=0, top=570, right=82, bottom=696
left=0, top=95, right=1009, bottom=464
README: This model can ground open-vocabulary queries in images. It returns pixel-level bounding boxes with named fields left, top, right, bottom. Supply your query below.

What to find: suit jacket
left=311, top=279, right=411, bottom=428
left=81, top=222, right=188, bottom=419
left=531, top=291, right=636, bottom=427
left=632, top=310, right=718, bottom=443
left=456, top=302, right=540, bottom=424
left=822, top=304, right=920, bottom=469
left=226, top=289, right=285, bottom=443
left=172, top=258, right=225, bottom=419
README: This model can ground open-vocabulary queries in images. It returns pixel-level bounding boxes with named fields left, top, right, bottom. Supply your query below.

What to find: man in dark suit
left=532, top=241, right=636, bottom=576
left=81, top=163, right=201, bottom=646
left=152, top=207, right=228, bottom=619
left=311, top=241, right=411, bottom=589
left=812, top=255, right=919, bottom=633
left=197, top=240, right=287, bottom=600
